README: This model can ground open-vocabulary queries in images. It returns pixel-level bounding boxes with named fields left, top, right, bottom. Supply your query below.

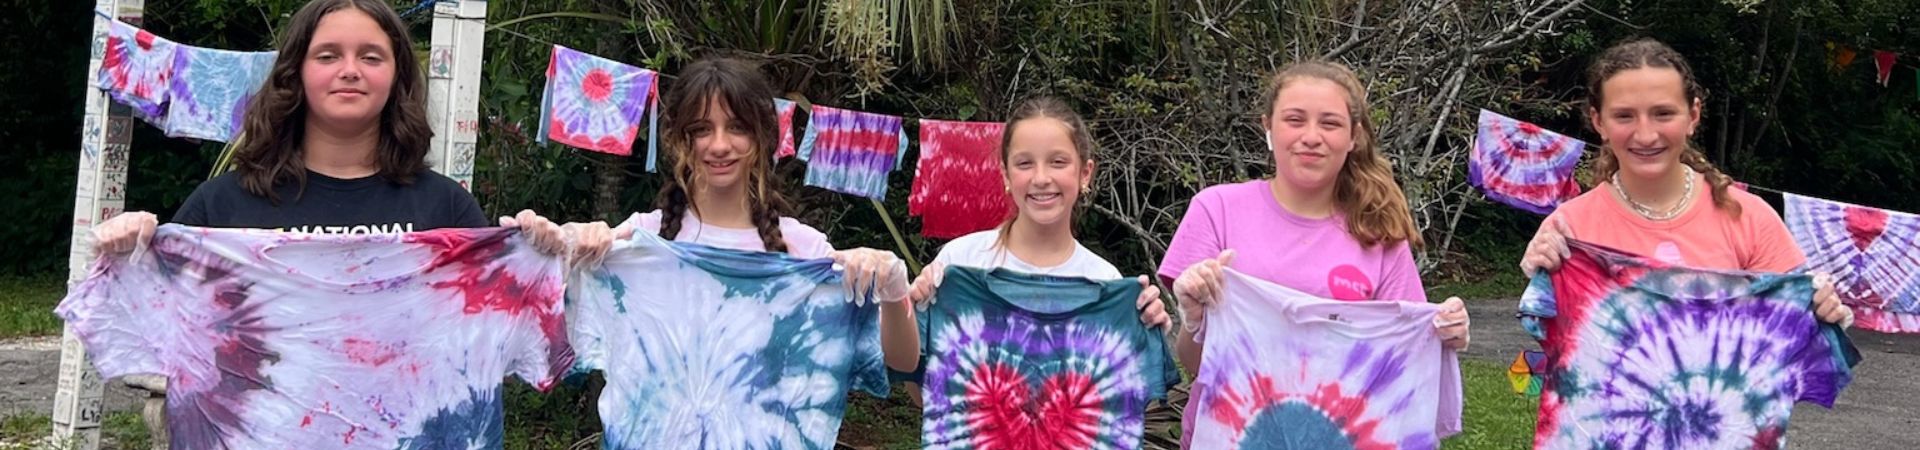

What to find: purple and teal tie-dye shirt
left=919, top=266, right=1178, bottom=449
left=1186, top=268, right=1463, bottom=450
left=57, top=225, right=571, bottom=449
left=566, top=231, right=887, bottom=449
left=1518, top=240, right=1861, bottom=449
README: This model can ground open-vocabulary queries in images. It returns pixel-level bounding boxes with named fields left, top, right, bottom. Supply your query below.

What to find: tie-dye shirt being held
left=57, top=226, right=570, bottom=449
left=920, top=266, right=1178, bottom=449
left=1518, top=240, right=1859, bottom=449
left=567, top=232, right=886, bottom=449
left=1185, top=269, right=1462, bottom=450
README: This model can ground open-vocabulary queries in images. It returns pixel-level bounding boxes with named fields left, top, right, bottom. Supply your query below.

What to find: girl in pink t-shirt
left=1516, top=38, right=1852, bottom=328
left=1159, top=61, right=1472, bottom=376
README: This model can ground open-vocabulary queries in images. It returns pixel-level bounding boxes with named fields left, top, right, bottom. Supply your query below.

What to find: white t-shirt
left=931, top=229, right=1123, bottom=280
left=622, top=210, right=836, bottom=259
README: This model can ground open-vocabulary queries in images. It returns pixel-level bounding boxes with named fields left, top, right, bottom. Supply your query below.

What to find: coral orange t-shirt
left=1543, top=172, right=1806, bottom=272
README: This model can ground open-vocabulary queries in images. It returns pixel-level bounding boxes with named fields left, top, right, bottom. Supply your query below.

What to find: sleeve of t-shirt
left=1791, top=275, right=1863, bottom=407
left=849, top=299, right=892, bottom=398
left=1436, top=349, right=1465, bottom=438
left=1516, top=272, right=1558, bottom=343
left=1744, top=202, right=1808, bottom=273
left=52, top=245, right=177, bottom=380
left=170, top=178, right=224, bottom=226
left=1158, top=189, right=1226, bottom=284
left=502, top=239, right=572, bottom=390
left=560, top=248, right=623, bottom=376
left=1375, top=240, right=1429, bottom=302
left=445, top=183, right=490, bottom=228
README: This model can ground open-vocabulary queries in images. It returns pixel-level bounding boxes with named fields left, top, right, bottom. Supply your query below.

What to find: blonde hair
left=1262, top=61, right=1422, bottom=248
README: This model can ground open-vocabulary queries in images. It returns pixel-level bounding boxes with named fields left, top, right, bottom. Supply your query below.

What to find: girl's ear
left=1080, top=158, right=1097, bottom=194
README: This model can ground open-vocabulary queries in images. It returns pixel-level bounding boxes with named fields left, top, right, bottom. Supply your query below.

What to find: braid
left=751, top=197, right=790, bottom=254
left=1679, top=148, right=1742, bottom=217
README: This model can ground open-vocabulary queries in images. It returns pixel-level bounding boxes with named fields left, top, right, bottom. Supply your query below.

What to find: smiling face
left=1590, top=67, right=1701, bottom=185
left=300, top=6, right=395, bottom=131
left=1264, top=77, right=1356, bottom=195
left=687, top=94, right=756, bottom=192
left=1003, top=116, right=1094, bottom=228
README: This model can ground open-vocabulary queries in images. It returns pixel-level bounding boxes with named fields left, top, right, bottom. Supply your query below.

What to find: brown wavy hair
left=232, top=0, right=432, bottom=204
left=654, top=57, right=792, bottom=253
left=1585, top=37, right=1741, bottom=217
left=991, top=96, right=1097, bottom=252
left=1262, top=61, right=1422, bottom=248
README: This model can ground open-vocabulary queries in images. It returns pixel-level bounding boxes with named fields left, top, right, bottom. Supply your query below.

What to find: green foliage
left=0, top=274, right=65, bottom=339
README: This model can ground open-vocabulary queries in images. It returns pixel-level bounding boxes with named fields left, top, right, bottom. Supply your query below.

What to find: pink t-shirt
left=1158, top=179, right=1426, bottom=302
left=1543, top=173, right=1804, bottom=272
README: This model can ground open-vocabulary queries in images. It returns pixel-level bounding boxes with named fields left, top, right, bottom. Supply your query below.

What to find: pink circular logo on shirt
left=1327, top=265, right=1374, bottom=300
left=1654, top=241, right=1686, bottom=265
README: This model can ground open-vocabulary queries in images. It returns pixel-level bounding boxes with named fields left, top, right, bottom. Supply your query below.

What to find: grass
left=1444, top=359, right=1538, bottom=449
left=0, top=274, right=65, bottom=339
left=0, top=412, right=149, bottom=450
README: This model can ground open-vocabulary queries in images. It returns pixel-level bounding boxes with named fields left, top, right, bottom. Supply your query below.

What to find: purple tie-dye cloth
left=797, top=105, right=908, bottom=200
left=1185, top=268, right=1462, bottom=449
left=1786, top=193, right=1920, bottom=333
left=1518, top=239, right=1860, bottom=449
left=57, top=225, right=571, bottom=449
left=538, top=45, right=660, bottom=169
left=1469, top=110, right=1585, bottom=214
left=95, top=18, right=177, bottom=127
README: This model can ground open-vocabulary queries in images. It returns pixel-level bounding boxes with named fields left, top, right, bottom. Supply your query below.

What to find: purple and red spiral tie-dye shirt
left=1518, top=240, right=1861, bottom=449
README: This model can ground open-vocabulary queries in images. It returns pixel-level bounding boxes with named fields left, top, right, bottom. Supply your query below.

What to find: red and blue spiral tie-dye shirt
left=1518, top=240, right=1861, bottom=449
left=919, top=266, right=1179, bottom=449
left=1185, top=268, right=1463, bottom=450
left=58, top=225, right=571, bottom=449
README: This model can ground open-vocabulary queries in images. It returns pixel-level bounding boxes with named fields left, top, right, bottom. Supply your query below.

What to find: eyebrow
left=309, top=42, right=391, bottom=54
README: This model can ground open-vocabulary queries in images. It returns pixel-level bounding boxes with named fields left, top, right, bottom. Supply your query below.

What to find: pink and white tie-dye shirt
left=58, top=225, right=571, bottom=449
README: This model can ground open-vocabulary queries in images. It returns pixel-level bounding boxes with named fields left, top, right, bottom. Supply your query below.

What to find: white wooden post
left=54, top=1, right=142, bottom=448
left=427, top=0, right=488, bottom=190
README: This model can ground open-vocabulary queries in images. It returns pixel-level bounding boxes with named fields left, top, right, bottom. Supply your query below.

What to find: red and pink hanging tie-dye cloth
left=909, top=120, right=1011, bottom=239
left=538, top=45, right=661, bottom=169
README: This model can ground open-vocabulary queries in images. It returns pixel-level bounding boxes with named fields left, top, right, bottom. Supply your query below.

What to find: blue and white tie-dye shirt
left=567, top=231, right=888, bottom=449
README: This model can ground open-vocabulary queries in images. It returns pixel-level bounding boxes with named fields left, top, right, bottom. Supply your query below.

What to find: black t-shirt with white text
left=171, top=169, right=488, bottom=233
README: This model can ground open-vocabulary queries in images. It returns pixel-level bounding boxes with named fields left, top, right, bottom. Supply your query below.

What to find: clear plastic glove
left=831, top=248, right=909, bottom=307
left=1135, top=275, right=1171, bottom=328
left=1434, top=297, right=1471, bottom=351
left=1173, top=249, right=1235, bottom=334
left=1811, top=272, right=1855, bottom=329
left=92, top=211, right=157, bottom=257
left=563, top=221, right=614, bottom=269
left=498, top=210, right=566, bottom=257
left=909, top=261, right=947, bottom=310
left=1520, top=216, right=1573, bottom=277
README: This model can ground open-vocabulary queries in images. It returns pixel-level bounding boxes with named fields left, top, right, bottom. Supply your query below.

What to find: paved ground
left=0, top=337, right=143, bottom=419
left=1463, top=299, right=1920, bottom=449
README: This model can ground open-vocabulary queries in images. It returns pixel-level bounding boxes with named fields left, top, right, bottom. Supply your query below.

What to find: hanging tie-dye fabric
left=95, top=18, right=177, bottom=126
left=538, top=45, right=661, bottom=169
left=1185, top=268, right=1462, bottom=450
left=1469, top=110, right=1585, bottom=215
left=164, top=46, right=276, bottom=142
left=797, top=105, right=908, bottom=200
left=1786, top=193, right=1920, bottom=333
left=1518, top=240, right=1860, bottom=449
left=774, top=98, right=800, bottom=160
left=909, top=120, right=1010, bottom=239
left=920, top=266, right=1178, bottom=449
left=567, top=231, right=887, bottom=449
left=57, top=225, right=571, bottom=449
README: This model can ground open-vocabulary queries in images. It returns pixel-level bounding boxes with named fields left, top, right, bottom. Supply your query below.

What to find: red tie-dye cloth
left=910, top=120, right=1010, bottom=238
